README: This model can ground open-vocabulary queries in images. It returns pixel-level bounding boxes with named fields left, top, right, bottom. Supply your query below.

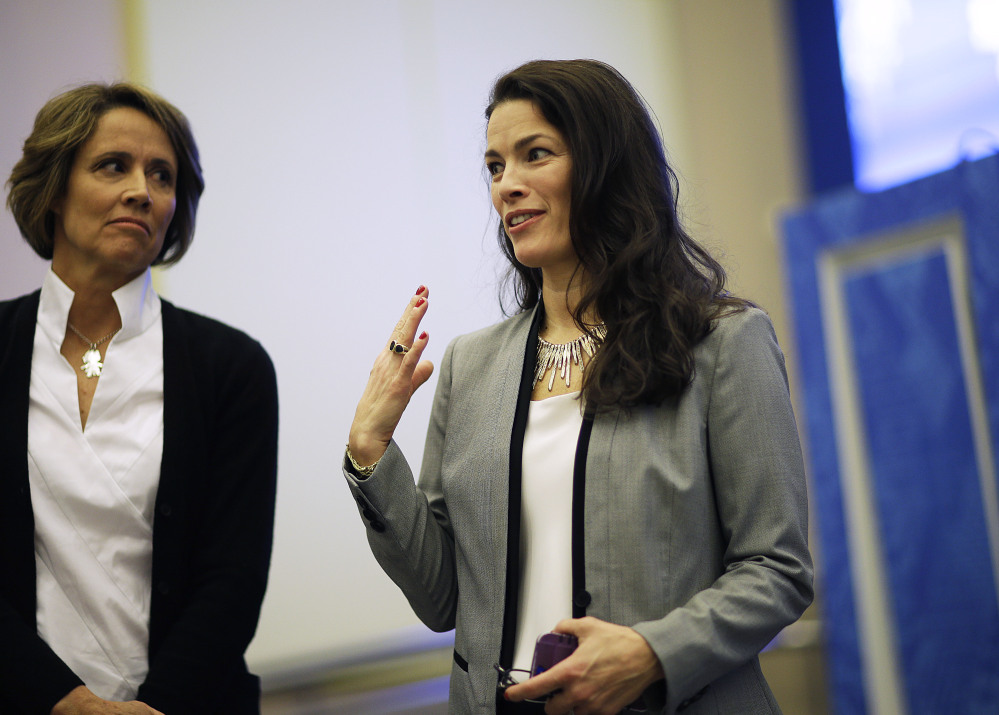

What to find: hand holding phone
left=529, top=630, right=648, bottom=711
left=530, top=631, right=578, bottom=676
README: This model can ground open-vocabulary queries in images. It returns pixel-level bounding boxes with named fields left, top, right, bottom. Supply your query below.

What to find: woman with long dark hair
left=344, top=59, right=812, bottom=714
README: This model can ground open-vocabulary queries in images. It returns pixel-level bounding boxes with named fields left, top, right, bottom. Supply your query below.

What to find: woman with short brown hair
left=1, top=82, right=278, bottom=715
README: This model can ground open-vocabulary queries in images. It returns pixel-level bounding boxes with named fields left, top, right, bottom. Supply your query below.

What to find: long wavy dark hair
left=486, top=59, right=748, bottom=409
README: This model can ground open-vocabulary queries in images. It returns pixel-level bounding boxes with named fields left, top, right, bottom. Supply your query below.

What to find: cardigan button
left=362, top=509, right=376, bottom=521
left=573, top=590, right=591, bottom=608
left=158, top=503, right=173, bottom=517
left=156, top=581, right=171, bottom=595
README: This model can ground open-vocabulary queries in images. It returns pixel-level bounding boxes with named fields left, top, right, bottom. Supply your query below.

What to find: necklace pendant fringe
left=534, top=325, right=606, bottom=391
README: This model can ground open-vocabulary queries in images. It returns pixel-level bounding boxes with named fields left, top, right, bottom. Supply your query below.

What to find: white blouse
left=28, top=268, right=164, bottom=700
left=512, top=391, right=584, bottom=673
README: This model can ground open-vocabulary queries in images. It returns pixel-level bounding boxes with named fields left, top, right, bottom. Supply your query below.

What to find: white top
left=512, top=391, right=584, bottom=672
left=28, top=268, right=164, bottom=700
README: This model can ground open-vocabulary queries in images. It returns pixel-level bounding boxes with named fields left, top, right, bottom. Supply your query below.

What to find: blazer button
left=362, top=509, right=376, bottom=521
left=573, top=590, right=591, bottom=609
left=158, top=503, right=173, bottom=517
left=156, top=581, right=171, bottom=595
left=370, top=520, right=387, bottom=533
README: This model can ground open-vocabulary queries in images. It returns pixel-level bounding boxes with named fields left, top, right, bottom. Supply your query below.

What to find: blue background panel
left=782, top=154, right=999, bottom=715
left=844, top=249, right=999, bottom=713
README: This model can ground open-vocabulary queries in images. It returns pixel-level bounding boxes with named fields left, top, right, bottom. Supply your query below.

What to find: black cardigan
left=0, top=290, right=279, bottom=714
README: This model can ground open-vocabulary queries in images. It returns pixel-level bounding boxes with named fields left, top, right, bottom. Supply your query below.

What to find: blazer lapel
left=498, top=305, right=543, bottom=669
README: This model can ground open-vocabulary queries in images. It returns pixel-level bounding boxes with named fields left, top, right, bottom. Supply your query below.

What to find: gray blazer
left=345, top=306, right=813, bottom=714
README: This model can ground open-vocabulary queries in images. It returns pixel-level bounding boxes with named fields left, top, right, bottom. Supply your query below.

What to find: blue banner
left=782, top=154, right=999, bottom=714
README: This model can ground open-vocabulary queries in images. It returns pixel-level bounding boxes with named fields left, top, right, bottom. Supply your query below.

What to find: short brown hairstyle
left=6, top=82, right=204, bottom=266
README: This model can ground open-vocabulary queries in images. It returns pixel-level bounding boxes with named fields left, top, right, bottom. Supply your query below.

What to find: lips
left=108, top=217, right=151, bottom=235
left=506, top=210, right=544, bottom=232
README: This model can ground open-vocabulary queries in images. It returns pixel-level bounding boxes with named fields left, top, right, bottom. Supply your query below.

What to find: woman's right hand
left=348, top=286, right=434, bottom=467
left=51, top=686, right=165, bottom=715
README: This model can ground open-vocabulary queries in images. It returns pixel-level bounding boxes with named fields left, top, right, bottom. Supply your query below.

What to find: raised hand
left=348, top=285, right=434, bottom=468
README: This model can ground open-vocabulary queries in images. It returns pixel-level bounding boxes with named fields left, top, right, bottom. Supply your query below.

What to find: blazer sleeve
left=343, top=337, right=459, bottom=632
left=136, top=313, right=279, bottom=713
left=631, top=309, right=813, bottom=711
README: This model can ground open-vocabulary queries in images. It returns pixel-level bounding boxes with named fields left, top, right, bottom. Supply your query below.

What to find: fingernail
left=416, top=285, right=426, bottom=295
left=419, top=331, right=428, bottom=340
left=503, top=690, right=511, bottom=701
left=415, top=298, right=425, bottom=308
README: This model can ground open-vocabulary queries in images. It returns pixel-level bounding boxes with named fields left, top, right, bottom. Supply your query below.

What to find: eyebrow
left=92, top=150, right=177, bottom=170
left=484, top=133, right=556, bottom=160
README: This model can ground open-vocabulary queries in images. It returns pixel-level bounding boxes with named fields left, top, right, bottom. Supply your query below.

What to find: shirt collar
left=38, top=268, right=162, bottom=346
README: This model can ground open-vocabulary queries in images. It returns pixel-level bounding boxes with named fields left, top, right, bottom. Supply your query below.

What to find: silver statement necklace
left=534, top=324, right=607, bottom=391
left=68, top=322, right=120, bottom=378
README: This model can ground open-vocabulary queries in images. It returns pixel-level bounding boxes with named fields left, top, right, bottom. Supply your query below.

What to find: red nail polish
left=419, top=331, right=428, bottom=340
left=416, top=285, right=426, bottom=295
left=415, top=298, right=425, bottom=308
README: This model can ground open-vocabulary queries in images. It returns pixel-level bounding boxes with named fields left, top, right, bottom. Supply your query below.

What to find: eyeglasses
left=494, top=663, right=650, bottom=712
left=493, top=663, right=551, bottom=704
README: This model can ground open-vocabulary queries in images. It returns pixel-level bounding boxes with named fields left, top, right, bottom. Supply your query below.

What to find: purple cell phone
left=530, top=632, right=578, bottom=676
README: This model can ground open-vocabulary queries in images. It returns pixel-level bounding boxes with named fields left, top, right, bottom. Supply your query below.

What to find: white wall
left=2, top=3, right=827, bottom=706
left=137, top=0, right=688, bottom=670
left=5, top=0, right=807, bottom=677
left=0, top=0, right=126, bottom=297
